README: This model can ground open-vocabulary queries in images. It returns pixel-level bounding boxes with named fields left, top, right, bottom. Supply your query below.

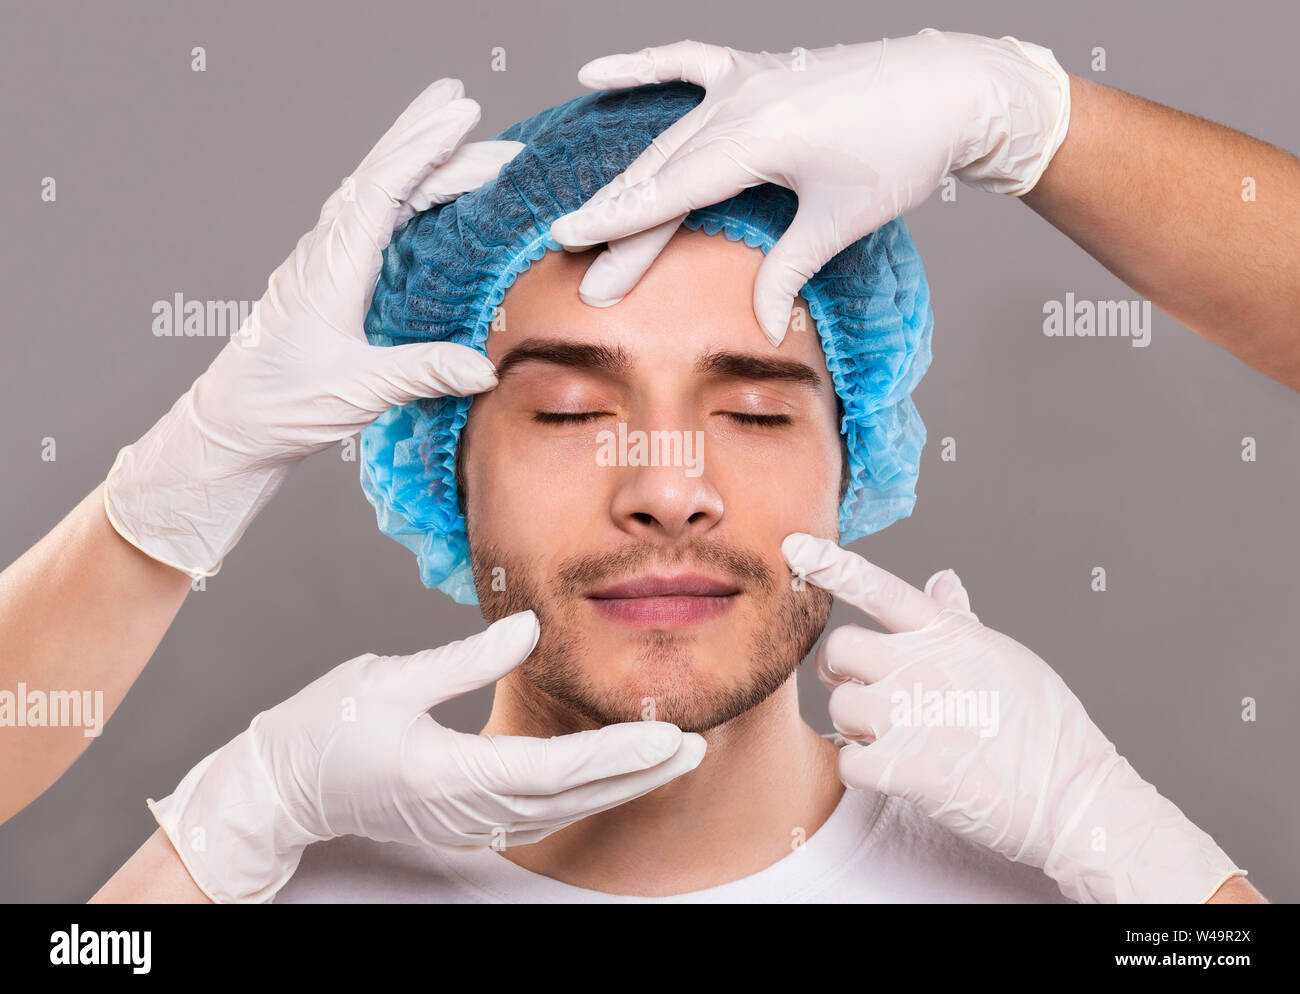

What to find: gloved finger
left=468, top=721, right=693, bottom=796
left=757, top=188, right=913, bottom=344
left=576, top=39, right=736, bottom=89
left=319, top=78, right=473, bottom=230
left=828, top=681, right=894, bottom=743
left=347, top=138, right=516, bottom=317
left=753, top=207, right=837, bottom=346
left=574, top=217, right=685, bottom=306
left=782, top=533, right=942, bottom=633
left=814, top=632, right=848, bottom=691
left=398, top=611, right=540, bottom=710
left=312, top=101, right=483, bottom=325
left=547, top=141, right=759, bottom=249
left=352, top=78, right=475, bottom=187
left=815, top=623, right=898, bottom=688
left=394, top=140, right=525, bottom=228
left=924, top=568, right=972, bottom=614
left=357, top=341, right=498, bottom=410
left=500, top=731, right=708, bottom=824
left=579, top=105, right=705, bottom=210
left=551, top=105, right=705, bottom=251
left=836, top=739, right=897, bottom=793
left=339, top=97, right=481, bottom=258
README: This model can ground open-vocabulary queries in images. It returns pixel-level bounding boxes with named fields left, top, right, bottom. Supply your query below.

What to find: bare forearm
left=1022, top=75, right=1300, bottom=388
left=91, top=828, right=212, bottom=904
left=0, top=485, right=191, bottom=824
left=1205, top=875, right=1267, bottom=904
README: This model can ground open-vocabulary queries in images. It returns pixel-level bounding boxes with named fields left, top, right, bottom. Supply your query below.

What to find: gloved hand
left=148, top=611, right=708, bottom=903
left=105, top=78, right=524, bottom=577
left=548, top=31, right=1071, bottom=344
left=781, top=534, right=1247, bottom=904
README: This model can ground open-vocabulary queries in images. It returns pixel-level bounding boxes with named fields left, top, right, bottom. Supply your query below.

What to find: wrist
left=147, top=725, right=328, bottom=904
left=946, top=32, right=1072, bottom=196
left=104, top=390, right=292, bottom=578
left=1042, top=750, right=1245, bottom=903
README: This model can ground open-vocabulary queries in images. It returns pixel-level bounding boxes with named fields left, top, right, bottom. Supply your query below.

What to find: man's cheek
left=731, top=462, right=838, bottom=535
left=771, top=456, right=842, bottom=538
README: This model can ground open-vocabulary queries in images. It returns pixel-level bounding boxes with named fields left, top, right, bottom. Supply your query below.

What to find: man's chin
left=516, top=629, right=802, bottom=734
left=470, top=538, right=835, bottom=733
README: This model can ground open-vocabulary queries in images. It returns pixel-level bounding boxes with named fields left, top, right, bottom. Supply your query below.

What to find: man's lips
left=589, top=574, right=740, bottom=599
left=587, top=573, right=741, bottom=628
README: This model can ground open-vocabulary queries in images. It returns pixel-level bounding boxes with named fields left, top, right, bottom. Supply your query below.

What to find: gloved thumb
left=575, top=218, right=683, bottom=307
left=753, top=208, right=831, bottom=346
left=398, top=140, right=526, bottom=225
left=359, top=341, right=498, bottom=409
left=576, top=40, right=729, bottom=90
left=399, top=611, right=541, bottom=710
left=467, top=721, right=695, bottom=797
left=923, top=568, right=972, bottom=613
left=756, top=194, right=906, bottom=345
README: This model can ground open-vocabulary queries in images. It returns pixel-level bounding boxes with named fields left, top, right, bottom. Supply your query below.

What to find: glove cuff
left=104, top=390, right=291, bottom=578
left=147, top=726, right=330, bottom=904
left=997, top=37, right=1072, bottom=196
left=1043, top=752, right=1247, bottom=903
left=951, top=34, right=1072, bottom=197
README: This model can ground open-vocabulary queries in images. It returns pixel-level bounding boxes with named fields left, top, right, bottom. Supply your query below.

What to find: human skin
left=1022, top=75, right=1300, bottom=390
left=2, top=67, right=1280, bottom=906
left=0, top=487, right=191, bottom=827
left=91, top=224, right=1264, bottom=903
left=462, top=227, right=848, bottom=894
left=85, top=76, right=1275, bottom=902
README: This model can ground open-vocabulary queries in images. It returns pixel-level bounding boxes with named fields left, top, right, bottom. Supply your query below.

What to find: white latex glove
left=148, top=611, right=708, bottom=903
left=105, top=78, right=524, bottom=577
left=782, top=534, right=1247, bottom=904
left=548, top=31, right=1070, bottom=344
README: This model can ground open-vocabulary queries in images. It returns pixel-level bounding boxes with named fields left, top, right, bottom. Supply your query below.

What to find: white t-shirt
left=275, top=775, right=1071, bottom=904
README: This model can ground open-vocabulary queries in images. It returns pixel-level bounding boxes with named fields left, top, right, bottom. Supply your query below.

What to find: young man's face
left=459, top=228, right=842, bottom=733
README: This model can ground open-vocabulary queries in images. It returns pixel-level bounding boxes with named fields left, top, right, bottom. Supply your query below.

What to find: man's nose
left=606, top=429, right=723, bottom=540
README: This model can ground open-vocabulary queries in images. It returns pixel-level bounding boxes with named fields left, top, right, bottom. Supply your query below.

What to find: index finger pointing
left=782, top=533, right=941, bottom=633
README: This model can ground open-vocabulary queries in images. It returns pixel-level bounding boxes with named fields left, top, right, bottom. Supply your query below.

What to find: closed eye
left=532, top=411, right=611, bottom=424
left=534, top=411, right=792, bottom=427
left=721, top=412, right=792, bottom=427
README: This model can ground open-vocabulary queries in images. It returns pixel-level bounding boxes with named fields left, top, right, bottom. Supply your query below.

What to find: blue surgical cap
left=360, top=81, right=933, bottom=605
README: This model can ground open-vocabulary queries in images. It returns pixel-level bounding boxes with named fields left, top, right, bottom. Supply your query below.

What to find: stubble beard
left=469, top=529, right=833, bottom=734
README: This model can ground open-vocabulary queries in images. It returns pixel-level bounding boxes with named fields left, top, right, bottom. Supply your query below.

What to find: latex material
left=781, top=533, right=1247, bottom=904
left=147, top=611, right=707, bottom=903
left=361, top=81, right=933, bottom=604
left=103, top=79, right=519, bottom=578
left=549, top=30, right=1071, bottom=344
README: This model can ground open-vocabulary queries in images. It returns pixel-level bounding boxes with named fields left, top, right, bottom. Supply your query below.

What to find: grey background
left=1, top=0, right=1295, bottom=902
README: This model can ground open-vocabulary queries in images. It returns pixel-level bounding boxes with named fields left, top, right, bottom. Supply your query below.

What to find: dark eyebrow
left=693, top=349, right=824, bottom=390
left=495, top=339, right=631, bottom=382
left=493, top=339, right=824, bottom=391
